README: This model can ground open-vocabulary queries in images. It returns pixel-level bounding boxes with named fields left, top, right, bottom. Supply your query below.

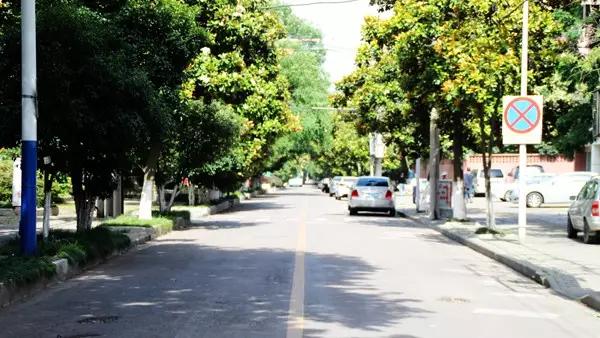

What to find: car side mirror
left=570, top=196, right=576, bottom=201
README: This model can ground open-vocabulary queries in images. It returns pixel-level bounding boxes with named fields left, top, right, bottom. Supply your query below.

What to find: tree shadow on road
left=186, top=220, right=262, bottom=230
left=0, top=242, right=431, bottom=338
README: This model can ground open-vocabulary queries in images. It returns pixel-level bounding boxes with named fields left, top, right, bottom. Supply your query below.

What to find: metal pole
left=20, top=0, right=38, bottom=255
left=518, top=0, right=529, bottom=242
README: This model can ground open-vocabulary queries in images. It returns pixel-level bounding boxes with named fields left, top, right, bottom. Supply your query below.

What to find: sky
left=281, top=0, right=388, bottom=86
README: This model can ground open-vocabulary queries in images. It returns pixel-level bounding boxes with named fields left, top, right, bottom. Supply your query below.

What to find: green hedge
left=101, top=214, right=179, bottom=234
left=0, top=227, right=131, bottom=286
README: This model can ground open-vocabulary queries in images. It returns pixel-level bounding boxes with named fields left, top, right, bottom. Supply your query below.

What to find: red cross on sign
left=502, top=95, right=543, bottom=145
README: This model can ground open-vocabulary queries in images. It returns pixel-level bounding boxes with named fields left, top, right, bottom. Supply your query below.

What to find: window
left=356, top=178, right=389, bottom=187
left=578, top=181, right=598, bottom=200
left=585, top=181, right=599, bottom=200
left=490, top=169, right=504, bottom=178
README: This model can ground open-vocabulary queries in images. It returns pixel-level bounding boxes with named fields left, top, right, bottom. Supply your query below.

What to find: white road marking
left=473, top=308, right=559, bottom=319
left=254, top=218, right=270, bottom=223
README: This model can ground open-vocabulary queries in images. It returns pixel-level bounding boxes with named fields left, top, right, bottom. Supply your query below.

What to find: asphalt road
left=1, top=187, right=600, bottom=338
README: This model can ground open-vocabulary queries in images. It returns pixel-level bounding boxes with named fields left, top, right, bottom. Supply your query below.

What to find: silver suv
left=568, top=177, right=600, bottom=244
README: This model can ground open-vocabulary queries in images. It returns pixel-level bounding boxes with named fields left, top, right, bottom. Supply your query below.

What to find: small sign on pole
left=502, top=96, right=543, bottom=145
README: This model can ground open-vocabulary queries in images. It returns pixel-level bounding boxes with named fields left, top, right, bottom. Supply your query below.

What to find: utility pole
left=518, top=0, right=529, bottom=242
left=20, top=0, right=38, bottom=255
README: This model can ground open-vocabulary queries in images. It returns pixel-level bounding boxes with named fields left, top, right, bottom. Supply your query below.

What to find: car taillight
left=351, top=190, right=359, bottom=198
left=593, top=201, right=600, bottom=217
left=385, top=190, right=393, bottom=200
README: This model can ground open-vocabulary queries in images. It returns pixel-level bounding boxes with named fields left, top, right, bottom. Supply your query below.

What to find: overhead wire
left=264, top=0, right=362, bottom=9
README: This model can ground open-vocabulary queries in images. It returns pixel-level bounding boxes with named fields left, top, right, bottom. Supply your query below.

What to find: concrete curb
left=406, top=212, right=599, bottom=312
left=0, top=196, right=243, bottom=309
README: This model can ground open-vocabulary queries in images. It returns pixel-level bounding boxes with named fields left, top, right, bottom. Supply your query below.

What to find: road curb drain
left=77, top=315, right=120, bottom=324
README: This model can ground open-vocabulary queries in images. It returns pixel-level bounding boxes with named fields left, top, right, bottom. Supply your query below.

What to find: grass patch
left=474, top=227, right=507, bottom=236
left=101, top=215, right=175, bottom=234
left=0, top=227, right=131, bottom=286
left=152, top=210, right=191, bottom=222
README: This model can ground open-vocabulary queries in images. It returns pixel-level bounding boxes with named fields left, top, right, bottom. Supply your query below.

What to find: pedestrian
left=464, top=167, right=474, bottom=203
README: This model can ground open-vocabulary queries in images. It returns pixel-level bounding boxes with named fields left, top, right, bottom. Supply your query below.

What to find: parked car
left=335, top=177, right=358, bottom=200
left=288, top=177, right=303, bottom=187
left=500, top=165, right=547, bottom=201
left=318, top=178, right=331, bottom=192
left=568, top=176, right=600, bottom=243
left=507, top=164, right=545, bottom=182
left=348, top=176, right=395, bottom=216
left=510, top=172, right=596, bottom=208
left=472, top=168, right=505, bottom=196
left=329, top=176, right=342, bottom=197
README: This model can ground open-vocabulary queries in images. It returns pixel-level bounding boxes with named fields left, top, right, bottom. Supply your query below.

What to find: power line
left=265, top=0, right=362, bottom=9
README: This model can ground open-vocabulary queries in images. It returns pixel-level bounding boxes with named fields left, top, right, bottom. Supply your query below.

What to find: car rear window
left=490, top=169, right=503, bottom=178
left=356, top=178, right=389, bottom=187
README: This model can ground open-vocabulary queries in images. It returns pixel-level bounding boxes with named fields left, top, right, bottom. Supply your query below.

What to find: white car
left=348, top=176, right=395, bottom=216
left=471, top=168, right=505, bottom=196
left=511, top=172, right=597, bottom=208
left=287, top=177, right=303, bottom=187
left=568, top=176, right=600, bottom=243
left=329, top=176, right=342, bottom=197
left=335, top=177, right=358, bottom=200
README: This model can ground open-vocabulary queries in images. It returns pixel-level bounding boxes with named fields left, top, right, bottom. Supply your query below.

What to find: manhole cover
left=438, top=296, right=470, bottom=304
left=77, top=315, right=120, bottom=324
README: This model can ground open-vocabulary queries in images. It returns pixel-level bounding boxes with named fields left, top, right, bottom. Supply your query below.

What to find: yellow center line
left=286, top=210, right=306, bottom=338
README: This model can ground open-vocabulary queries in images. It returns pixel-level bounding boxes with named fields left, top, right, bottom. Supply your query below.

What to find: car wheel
left=388, top=208, right=396, bottom=217
left=567, top=214, right=578, bottom=239
left=349, top=208, right=357, bottom=216
left=503, top=190, right=512, bottom=202
left=583, top=221, right=597, bottom=244
left=526, top=192, right=543, bottom=208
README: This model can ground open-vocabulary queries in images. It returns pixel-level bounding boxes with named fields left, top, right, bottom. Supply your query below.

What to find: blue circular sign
left=504, top=97, right=541, bottom=134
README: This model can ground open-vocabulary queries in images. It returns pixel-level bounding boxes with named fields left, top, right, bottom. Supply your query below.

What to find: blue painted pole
left=20, top=0, right=37, bottom=255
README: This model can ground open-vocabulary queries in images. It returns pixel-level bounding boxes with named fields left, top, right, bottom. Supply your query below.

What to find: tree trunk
left=429, top=108, right=440, bottom=220
left=452, top=114, right=467, bottom=220
left=139, top=143, right=161, bottom=219
left=72, top=170, right=95, bottom=232
left=42, top=171, right=53, bottom=241
left=478, top=106, right=497, bottom=230
left=158, top=182, right=180, bottom=213
left=188, top=183, right=195, bottom=206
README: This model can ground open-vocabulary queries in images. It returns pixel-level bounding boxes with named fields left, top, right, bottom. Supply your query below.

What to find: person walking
left=464, top=168, right=474, bottom=203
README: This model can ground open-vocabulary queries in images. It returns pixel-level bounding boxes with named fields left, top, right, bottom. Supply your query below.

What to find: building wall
left=417, top=153, right=586, bottom=179
left=466, top=153, right=578, bottom=176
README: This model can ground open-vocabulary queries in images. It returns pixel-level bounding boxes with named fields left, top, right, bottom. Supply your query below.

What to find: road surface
left=1, top=187, right=599, bottom=338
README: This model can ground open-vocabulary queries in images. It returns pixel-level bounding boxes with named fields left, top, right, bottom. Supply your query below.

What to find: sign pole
left=518, top=0, right=529, bottom=242
left=20, top=0, right=38, bottom=255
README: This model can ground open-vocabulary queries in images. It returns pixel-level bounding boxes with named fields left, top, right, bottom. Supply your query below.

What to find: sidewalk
left=395, top=195, right=600, bottom=311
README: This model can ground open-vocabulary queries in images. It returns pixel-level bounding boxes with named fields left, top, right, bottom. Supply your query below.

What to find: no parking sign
left=502, top=96, right=543, bottom=145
